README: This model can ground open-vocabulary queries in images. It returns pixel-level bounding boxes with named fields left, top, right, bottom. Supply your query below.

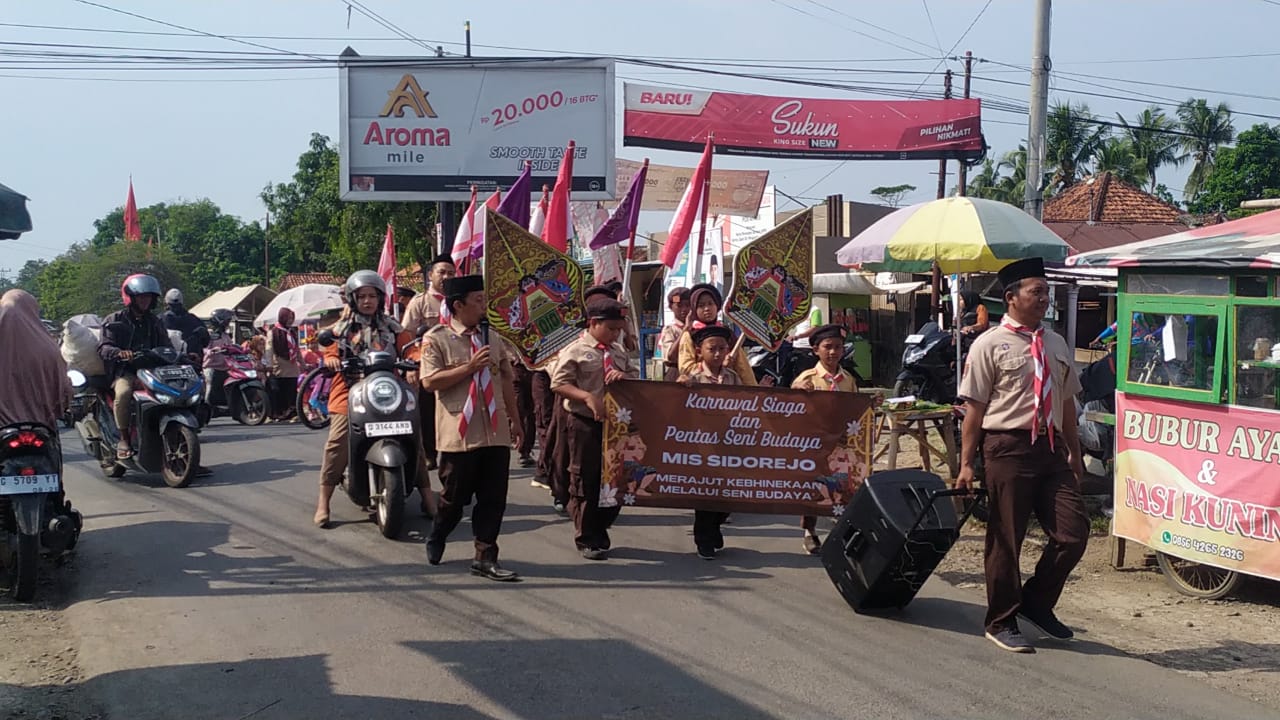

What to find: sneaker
left=985, top=627, right=1036, bottom=654
left=552, top=501, right=567, bottom=515
left=519, top=454, right=535, bottom=468
left=530, top=478, right=551, bottom=489
left=580, top=547, right=608, bottom=561
left=802, top=533, right=822, bottom=555
left=1019, top=608, right=1075, bottom=640
left=696, top=544, right=717, bottom=560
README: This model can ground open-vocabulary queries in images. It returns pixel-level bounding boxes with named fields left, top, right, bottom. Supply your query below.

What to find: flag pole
left=621, top=158, right=649, bottom=307
left=691, top=133, right=714, bottom=282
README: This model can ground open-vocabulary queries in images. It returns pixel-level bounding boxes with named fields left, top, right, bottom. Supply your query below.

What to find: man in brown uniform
left=551, top=298, right=636, bottom=559
left=402, top=254, right=457, bottom=472
left=420, top=274, right=522, bottom=582
left=957, top=257, right=1089, bottom=653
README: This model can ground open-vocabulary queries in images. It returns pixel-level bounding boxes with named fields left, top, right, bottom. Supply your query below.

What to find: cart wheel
left=1155, top=552, right=1244, bottom=600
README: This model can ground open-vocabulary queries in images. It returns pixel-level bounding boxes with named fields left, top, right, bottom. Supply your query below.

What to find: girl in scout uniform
left=550, top=297, right=637, bottom=560
left=791, top=324, right=858, bottom=555
left=677, top=284, right=759, bottom=386
left=679, top=324, right=740, bottom=559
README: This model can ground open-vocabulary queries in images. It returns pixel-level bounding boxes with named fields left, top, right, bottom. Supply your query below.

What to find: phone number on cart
left=1165, top=532, right=1245, bottom=562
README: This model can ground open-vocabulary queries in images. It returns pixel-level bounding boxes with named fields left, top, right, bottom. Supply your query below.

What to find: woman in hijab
left=0, top=290, right=72, bottom=431
left=269, top=307, right=302, bottom=421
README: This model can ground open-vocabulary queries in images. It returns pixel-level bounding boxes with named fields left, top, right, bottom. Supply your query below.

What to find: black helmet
left=165, top=288, right=184, bottom=306
left=344, top=270, right=386, bottom=310
left=120, top=274, right=162, bottom=310
left=209, top=308, right=234, bottom=331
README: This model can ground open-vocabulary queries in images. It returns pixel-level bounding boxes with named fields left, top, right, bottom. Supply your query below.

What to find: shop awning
left=189, top=284, right=277, bottom=320
left=812, top=271, right=924, bottom=295
left=1067, top=209, right=1280, bottom=269
left=0, top=183, right=33, bottom=240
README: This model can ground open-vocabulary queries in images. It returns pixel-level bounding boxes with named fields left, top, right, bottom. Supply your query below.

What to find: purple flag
left=589, top=161, right=647, bottom=250
left=496, top=161, right=532, bottom=229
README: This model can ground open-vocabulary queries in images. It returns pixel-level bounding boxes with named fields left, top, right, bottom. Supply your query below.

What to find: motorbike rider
left=98, top=274, right=171, bottom=459
left=957, top=290, right=990, bottom=337
left=313, top=270, right=433, bottom=528
left=202, top=308, right=240, bottom=401
left=0, top=289, right=73, bottom=436
left=162, top=288, right=210, bottom=361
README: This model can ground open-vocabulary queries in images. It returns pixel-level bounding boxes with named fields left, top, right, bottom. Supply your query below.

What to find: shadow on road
left=0, top=654, right=493, bottom=720
left=406, top=638, right=785, bottom=720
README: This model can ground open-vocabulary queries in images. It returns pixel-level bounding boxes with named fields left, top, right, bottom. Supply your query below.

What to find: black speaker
left=822, top=470, right=974, bottom=613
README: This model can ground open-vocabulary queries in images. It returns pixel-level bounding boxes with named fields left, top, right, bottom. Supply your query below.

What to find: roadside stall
left=1068, top=209, right=1280, bottom=598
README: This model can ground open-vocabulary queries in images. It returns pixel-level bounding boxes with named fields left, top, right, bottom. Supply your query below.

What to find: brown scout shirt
left=550, top=333, right=637, bottom=418
left=686, top=364, right=741, bottom=385
left=958, top=324, right=1082, bottom=432
left=401, top=289, right=445, bottom=335
left=792, top=366, right=857, bottom=392
left=658, top=321, right=685, bottom=366
left=420, top=318, right=514, bottom=452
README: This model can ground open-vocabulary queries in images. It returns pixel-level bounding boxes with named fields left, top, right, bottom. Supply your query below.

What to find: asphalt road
left=45, top=420, right=1273, bottom=720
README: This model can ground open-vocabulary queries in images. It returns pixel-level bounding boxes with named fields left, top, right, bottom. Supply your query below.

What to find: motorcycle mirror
left=317, top=330, right=336, bottom=347
left=67, top=369, right=86, bottom=388
left=415, top=324, right=429, bottom=338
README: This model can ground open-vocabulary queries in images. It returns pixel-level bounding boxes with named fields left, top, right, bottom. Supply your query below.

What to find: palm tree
left=1118, top=106, right=1185, bottom=192
left=1046, top=101, right=1109, bottom=193
left=1177, top=98, right=1236, bottom=199
left=996, top=146, right=1031, bottom=205
left=1093, top=137, right=1148, bottom=187
left=966, top=158, right=1004, bottom=201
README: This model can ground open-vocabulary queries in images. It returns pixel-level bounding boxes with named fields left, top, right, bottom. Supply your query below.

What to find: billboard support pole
left=957, top=51, right=975, bottom=196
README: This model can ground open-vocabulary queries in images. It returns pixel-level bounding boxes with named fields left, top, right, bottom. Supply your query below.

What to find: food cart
left=1068, top=209, right=1280, bottom=598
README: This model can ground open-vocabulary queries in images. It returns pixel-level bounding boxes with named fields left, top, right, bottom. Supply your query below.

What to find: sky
left=3, top=0, right=1280, bottom=280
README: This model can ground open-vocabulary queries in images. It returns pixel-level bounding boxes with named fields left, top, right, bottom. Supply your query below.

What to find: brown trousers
left=981, top=430, right=1089, bottom=634
left=417, top=388, right=436, bottom=461
left=429, top=446, right=511, bottom=561
left=318, top=413, right=349, bottom=487
left=531, top=370, right=554, bottom=452
left=537, top=401, right=571, bottom=504
left=566, top=413, right=621, bottom=550
left=513, top=365, right=542, bottom=457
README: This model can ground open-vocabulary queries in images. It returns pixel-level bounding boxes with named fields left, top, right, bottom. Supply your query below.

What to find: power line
left=919, top=0, right=947, bottom=62
left=909, top=0, right=992, bottom=96
left=342, top=0, right=436, bottom=54
left=68, top=0, right=326, bottom=60
left=768, top=0, right=938, bottom=59
left=796, top=0, right=940, bottom=54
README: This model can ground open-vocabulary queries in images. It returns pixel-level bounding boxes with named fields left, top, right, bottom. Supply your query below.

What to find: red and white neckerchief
left=1002, top=319, right=1053, bottom=449
left=596, top=342, right=613, bottom=375
left=698, top=362, right=728, bottom=384
left=458, top=331, right=497, bottom=436
left=824, top=371, right=843, bottom=390
left=434, top=291, right=451, bottom=325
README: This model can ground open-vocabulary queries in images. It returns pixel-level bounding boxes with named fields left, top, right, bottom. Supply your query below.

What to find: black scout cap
left=430, top=254, right=456, bottom=268
left=997, top=257, right=1046, bottom=289
left=442, top=274, right=483, bottom=299
left=692, top=324, right=733, bottom=346
left=809, top=324, right=847, bottom=346
left=583, top=284, right=616, bottom=303
left=587, top=298, right=627, bottom=321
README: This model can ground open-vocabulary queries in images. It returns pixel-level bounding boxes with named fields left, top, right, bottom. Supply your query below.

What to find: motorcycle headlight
left=245, top=370, right=258, bottom=378
left=138, top=369, right=157, bottom=386
left=367, top=378, right=402, bottom=415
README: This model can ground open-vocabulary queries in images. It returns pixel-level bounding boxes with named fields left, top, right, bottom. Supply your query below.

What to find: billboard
left=623, top=83, right=983, bottom=161
left=340, top=58, right=615, bottom=201
left=612, top=158, right=768, bottom=217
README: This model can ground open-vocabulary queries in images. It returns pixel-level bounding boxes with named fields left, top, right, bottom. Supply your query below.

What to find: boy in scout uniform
left=551, top=298, right=637, bottom=560
left=791, top=324, right=858, bottom=555
left=402, top=254, right=458, bottom=472
left=956, top=257, right=1089, bottom=653
left=679, top=324, right=740, bottom=559
left=420, top=274, right=522, bottom=582
left=659, top=286, right=691, bottom=381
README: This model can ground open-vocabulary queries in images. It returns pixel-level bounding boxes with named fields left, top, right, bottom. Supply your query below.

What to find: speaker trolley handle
left=905, top=487, right=988, bottom=541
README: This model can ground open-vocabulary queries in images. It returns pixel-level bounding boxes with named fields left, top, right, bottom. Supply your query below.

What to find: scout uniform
left=550, top=299, right=638, bottom=556
left=791, top=324, right=857, bottom=554
left=658, top=286, right=689, bottom=382
left=957, top=257, right=1089, bottom=651
left=683, top=324, right=739, bottom=558
left=421, top=275, right=519, bottom=582
left=402, top=255, right=456, bottom=470
left=677, top=284, right=758, bottom=386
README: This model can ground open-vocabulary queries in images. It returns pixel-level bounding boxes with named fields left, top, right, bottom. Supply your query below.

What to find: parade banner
left=601, top=381, right=874, bottom=515
left=623, top=83, right=983, bottom=161
left=724, top=210, right=814, bottom=351
left=1114, top=392, right=1280, bottom=582
left=483, top=208, right=587, bottom=369
left=612, top=158, right=769, bottom=217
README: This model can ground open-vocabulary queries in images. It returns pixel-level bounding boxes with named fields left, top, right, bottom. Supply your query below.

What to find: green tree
left=868, top=183, right=917, bottom=207
left=32, top=241, right=189, bottom=323
left=965, top=158, right=1004, bottom=202
left=1187, top=123, right=1280, bottom=216
left=1046, top=102, right=1108, bottom=193
left=1118, top=106, right=1184, bottom=191
left=1178, top=98, right=1237, bottom=199
left=262, top=133, right=439, bottom=279
left=1093, top=137, right=1149, bottom=188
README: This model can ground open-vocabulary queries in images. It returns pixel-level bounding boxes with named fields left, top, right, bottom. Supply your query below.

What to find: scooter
left=0, top=421, right=82, bottom=602
left=73, top=347, right=204, bottom=488
left=894, top=322, right=970, bottom=404
left=317, top=329, right=419, bottom=539
left=198, top=346, right=269, bottom=427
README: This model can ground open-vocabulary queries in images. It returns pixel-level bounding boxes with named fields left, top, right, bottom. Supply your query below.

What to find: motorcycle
left=747, top=339, right=865, bottom=387
left=317, top=329, right=419, bottom=539
left=893, top=322, right=971, bottom=404
left=0, top=420, right=82, bottom=601
left=1078, top=346, right=1117, bottom=465
left=73, top=346, right=204, bottom=488
left=198, top=346, right=269, bottom=426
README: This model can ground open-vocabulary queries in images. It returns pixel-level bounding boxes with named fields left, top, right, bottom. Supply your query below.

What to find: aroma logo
left=379, top=74, right=438, bottom=118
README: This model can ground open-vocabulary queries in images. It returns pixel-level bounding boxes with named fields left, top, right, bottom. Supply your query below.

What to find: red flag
left=451, top=187, right=479, bottom=267
left=377, top=224, right=396, bottom=313
left=661, top=137, right=713, bottom=268
left=123, top=179, right=141, bottom=242
left=541, top=140, right=575, bottom=252
left=468, top=189, right=502, bottom=263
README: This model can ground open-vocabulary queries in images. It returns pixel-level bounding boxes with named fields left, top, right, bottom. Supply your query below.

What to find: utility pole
left=935, top=69, right=953, bottom=200
left=464, top=21, right=471, bottom=57
left=1025, top=0, right=1052, bottom=220
left=957, top=51, right=974, bottom=196
left=264, top=212, right=271, bottom=286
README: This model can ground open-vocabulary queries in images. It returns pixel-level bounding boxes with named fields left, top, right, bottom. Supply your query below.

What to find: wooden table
left=872, top=407, right=958, bottom=477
